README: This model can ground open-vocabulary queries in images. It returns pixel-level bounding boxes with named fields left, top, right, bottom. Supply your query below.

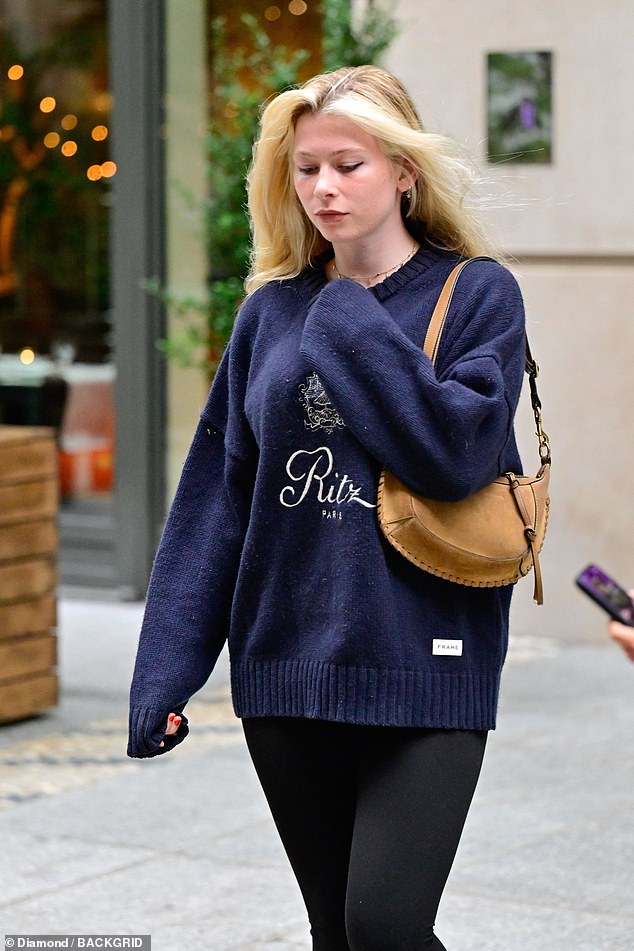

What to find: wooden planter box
left=0, top=426, right=59, bottom=723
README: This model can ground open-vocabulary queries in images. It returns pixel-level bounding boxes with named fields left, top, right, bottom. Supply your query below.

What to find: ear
left=396, top=158, right=417, bottom=194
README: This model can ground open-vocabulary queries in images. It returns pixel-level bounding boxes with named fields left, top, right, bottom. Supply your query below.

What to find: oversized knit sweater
left=127, top=244, right=526, bottom=758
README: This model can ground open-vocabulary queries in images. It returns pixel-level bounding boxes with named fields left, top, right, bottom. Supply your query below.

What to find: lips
left=315, top=210, right=347, bottom=221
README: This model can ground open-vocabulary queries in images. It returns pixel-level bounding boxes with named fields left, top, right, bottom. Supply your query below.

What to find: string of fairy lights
left=264, top=1, right=309, bottom=21
left=3, top=1, right=313, bottom=179
left=5, top=63, right=116, bottom=182
left=2, top=1, right=312, bottom=366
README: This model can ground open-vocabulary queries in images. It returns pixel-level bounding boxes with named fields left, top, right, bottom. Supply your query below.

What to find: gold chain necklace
left=331, top=240, right=418, bottom=286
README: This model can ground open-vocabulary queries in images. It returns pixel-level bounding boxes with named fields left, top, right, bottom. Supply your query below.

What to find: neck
left=331, top=233, right=418, bottom=287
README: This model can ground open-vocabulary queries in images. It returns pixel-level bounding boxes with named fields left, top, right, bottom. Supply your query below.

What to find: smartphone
left=575, top=564, right=634, bottom=626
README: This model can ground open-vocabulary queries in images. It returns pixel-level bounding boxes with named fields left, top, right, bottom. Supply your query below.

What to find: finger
left=164, top=713, right=182, bottom=736
left=609, top=627, right=634, bottom=660
left=612, top=628, right=634, bottom=648
left=610, top=624, right=633, bottom=643
left=609, top=621, right=631, bottom=639
left=615, top=638, right=634, bottom=662
left=609, top=622, right=622, bottom=637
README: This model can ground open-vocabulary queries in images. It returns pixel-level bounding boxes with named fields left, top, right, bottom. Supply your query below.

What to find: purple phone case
left=576, top=564, right=634, bottom=625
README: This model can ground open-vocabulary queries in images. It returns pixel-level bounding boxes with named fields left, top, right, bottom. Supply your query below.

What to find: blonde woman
left=128, top=66, right=526, bottom=950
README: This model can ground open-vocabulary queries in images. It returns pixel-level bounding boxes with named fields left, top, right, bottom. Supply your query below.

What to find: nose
left=313, top=165, right=337, bottom=198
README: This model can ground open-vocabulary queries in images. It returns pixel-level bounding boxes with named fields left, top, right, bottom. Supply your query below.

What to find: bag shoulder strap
left=423, top=257, right=490, bottom=363
left=424, top=258, right=551, bottom=466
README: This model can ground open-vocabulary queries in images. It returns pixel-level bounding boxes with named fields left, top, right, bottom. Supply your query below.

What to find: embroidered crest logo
left=299, top=373, right=345, bottom=434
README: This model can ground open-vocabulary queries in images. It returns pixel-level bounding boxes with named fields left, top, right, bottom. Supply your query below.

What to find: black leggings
left=242, top=717, right=487, bottom=951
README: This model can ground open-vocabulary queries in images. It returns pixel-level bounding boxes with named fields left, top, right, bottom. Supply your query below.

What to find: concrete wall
left=384, top=1, right=634, bottom=642
left=165, top=0, right=210, bottom=499
left=508, top=260, right=634, bottom=640
left=384, top=0, right=634, bottom=254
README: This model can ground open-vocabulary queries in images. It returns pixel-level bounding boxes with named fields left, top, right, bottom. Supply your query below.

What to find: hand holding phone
left=575, top=564, right=634, bottom=626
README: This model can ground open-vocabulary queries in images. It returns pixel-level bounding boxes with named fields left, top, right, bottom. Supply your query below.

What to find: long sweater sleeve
left=300, top=260, right=525, bottom=501
left=128, top=327, right=256, bottom=758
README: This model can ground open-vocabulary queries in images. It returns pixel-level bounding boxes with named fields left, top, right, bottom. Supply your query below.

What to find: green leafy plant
left=323, top=0, right=398, bottom=71
left=159, top=13, right=309, bottom=372
left=162, top=1, right=398, bottom=375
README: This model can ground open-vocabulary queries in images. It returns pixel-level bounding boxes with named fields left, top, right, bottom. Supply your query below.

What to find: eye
left=296, top=165, right=318, bottom=175
left=339, top=162, right=362, bottom=173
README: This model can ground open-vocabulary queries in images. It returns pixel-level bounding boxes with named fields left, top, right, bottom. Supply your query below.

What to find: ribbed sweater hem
left=231, top=659, right=499, bottom=731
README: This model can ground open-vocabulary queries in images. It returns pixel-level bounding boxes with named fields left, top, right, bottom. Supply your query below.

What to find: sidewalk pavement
left=0, top=598, right=633, bottom=951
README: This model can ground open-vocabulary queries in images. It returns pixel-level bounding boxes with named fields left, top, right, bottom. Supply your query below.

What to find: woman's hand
left=608, top=620, right=634, bottom=662
left=607, top=587, right=634, bottom=663
left=159, top=712, right=183, bottom=747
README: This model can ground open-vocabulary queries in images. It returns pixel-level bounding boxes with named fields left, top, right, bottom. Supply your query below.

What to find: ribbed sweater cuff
left=231, top=659, right=499, bottom=731
left=127, top=704, right=190, bottom=758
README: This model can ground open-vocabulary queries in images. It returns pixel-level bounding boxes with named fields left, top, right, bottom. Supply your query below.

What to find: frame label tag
left=432, top=639, right=463, bottom=657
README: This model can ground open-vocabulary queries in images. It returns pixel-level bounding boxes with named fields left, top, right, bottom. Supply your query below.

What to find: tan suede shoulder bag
left=377, top=258, right=551, bottom=604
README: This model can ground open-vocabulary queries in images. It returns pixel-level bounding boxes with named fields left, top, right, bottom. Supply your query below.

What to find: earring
left=405, top=188, right=412, bottom=201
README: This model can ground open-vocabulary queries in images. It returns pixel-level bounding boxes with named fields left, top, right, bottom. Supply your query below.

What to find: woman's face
left=292, top=111, right=410, bottom=250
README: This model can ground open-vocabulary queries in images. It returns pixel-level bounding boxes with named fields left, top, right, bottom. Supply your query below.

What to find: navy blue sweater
left=127, top=245, right=526, bottom=758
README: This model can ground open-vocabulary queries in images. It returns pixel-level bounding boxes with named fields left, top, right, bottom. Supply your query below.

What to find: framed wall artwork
left=487, top=51, right=553, bottom=163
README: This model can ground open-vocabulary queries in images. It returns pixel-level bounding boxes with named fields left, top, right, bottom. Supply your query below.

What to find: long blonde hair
left=246, top=65, right=499, bottom=294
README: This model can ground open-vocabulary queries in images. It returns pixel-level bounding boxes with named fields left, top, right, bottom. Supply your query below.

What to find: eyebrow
left=293, top=148, right=366, bottom=158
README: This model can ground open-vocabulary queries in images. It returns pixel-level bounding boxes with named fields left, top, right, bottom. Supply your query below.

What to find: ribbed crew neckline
left=302, top=242, right=454, bottom=302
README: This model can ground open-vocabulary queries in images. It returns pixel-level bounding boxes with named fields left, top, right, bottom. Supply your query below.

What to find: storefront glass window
left=0, top=0, right=114, bottom=503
